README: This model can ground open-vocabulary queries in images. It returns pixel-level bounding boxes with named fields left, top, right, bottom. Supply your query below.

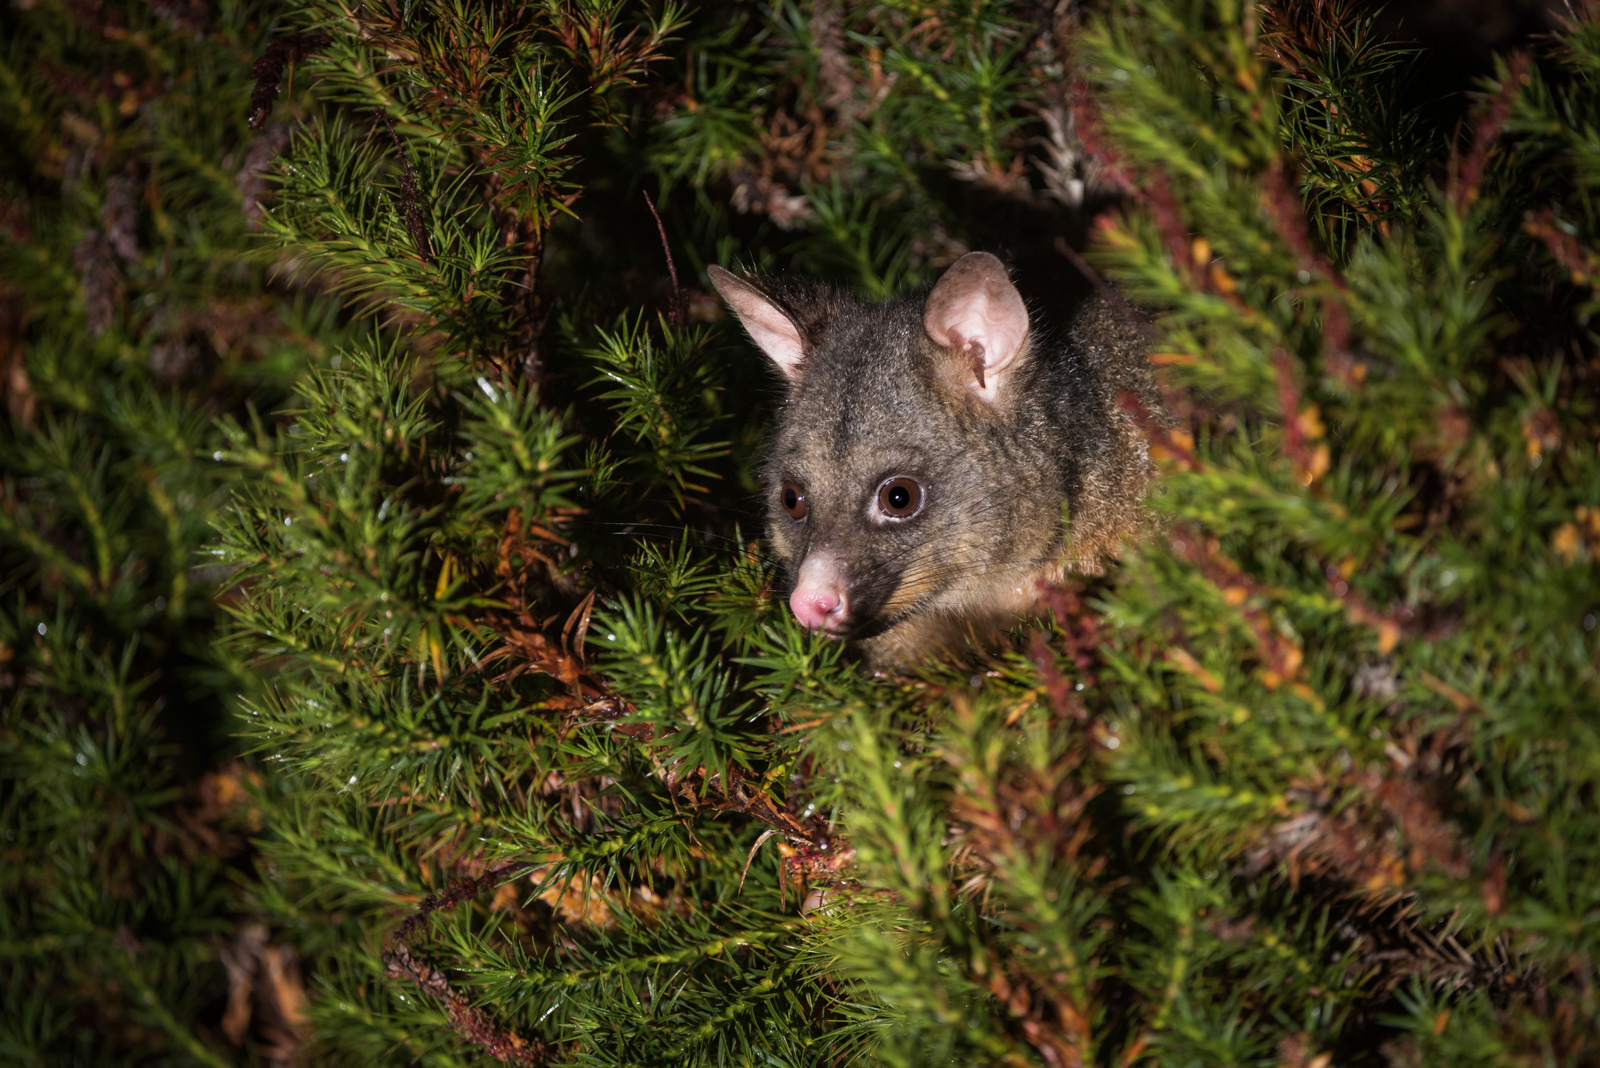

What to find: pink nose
left=790, top=585, right=848, bottom=632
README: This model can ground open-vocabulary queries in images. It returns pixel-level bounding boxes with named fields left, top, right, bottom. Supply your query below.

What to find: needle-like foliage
left=5, top=0, right=1598, bottom=1065
left=0, top=2, right=334, bottom=1062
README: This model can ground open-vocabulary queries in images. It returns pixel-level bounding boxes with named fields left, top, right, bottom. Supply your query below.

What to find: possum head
left=710, top=253, right=1065, bottom=656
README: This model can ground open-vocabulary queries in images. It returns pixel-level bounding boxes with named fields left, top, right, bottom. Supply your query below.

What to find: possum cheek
left=789, top=552, right=850, bottom=635
left=874, top=549, right=941, bottom=618
left=766, top=520, right=800, bottom=568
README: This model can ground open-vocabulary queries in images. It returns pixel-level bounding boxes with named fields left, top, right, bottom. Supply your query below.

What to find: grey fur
left=715, top=259, right=1156, bottom=667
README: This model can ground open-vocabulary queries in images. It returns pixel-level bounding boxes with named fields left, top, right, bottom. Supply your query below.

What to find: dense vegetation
left=3, top=0, right=1597, bottom=1064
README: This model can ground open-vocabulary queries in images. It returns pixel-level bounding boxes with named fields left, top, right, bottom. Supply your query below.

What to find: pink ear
left=707, top=266, right=806, bottom=379
left=923, top=252, right=1029, bottom=400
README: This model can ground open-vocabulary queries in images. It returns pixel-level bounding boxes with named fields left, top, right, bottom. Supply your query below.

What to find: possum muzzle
left=788, top=551, right=851, bottom=634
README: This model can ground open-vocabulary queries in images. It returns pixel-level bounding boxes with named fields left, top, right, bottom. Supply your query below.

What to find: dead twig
left=643, top=188, right=685, bottom=328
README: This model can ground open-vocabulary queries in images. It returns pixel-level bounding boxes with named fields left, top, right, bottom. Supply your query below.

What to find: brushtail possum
left=708, top=252, right=1155, bottom=667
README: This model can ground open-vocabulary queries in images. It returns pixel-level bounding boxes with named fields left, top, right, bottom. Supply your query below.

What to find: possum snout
left=789, top=553, right=850, bottom=634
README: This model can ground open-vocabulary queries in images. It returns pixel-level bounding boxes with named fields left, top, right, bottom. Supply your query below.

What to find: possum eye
left=780, top=481, right=808, bottom=519
left=876, top=477, right=923, bottom=520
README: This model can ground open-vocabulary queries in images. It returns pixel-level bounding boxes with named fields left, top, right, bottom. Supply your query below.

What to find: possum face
left=710, top=254, right=1061, bottom=644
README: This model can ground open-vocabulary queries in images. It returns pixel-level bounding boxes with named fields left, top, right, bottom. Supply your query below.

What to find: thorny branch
left=384, top=941, right=551, bottom=1066
left=1452, top=51, right=1531, bottom=210
left=247, top=32, right=328, bottom=129
left=374, top=108, right=436, bottom=265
